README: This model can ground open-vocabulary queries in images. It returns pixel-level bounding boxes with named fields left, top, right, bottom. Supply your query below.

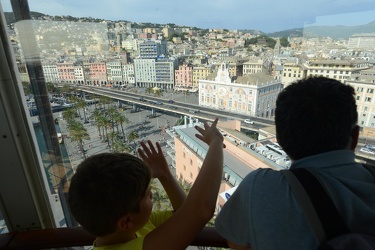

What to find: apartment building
left=162, top=26, right=173, bottom=38
left=122, top=63, right=135, bottom=86
left=134, top=57, right=176, bottom=89
left=134, top=58, right=156, bottom=87
left=42, top=64, right=59, bottom=83
left=199, top=63, right=282, bottom=118
left=155, top=57, right=177, bottom=89
left=121, top=39, right=138, bottom=51
left=243, top=58, right=266, bottom=75
left=348, top=33, right=375, bottom=50
left=106, top=61, right=123, bottom=86
left=74, top=65, right=85, bottom=84
left=175, top=64, right=193, bottom=90
left=56, top=62, right=75, bottom=83
left=139, top=39, right=167, bottom=59
left=192, top=65, right=212, bottom=89
left=83, top=62, right=107, bottom=86
left=281, top=61, right=305, bottom=87
left=345, top=69, right=375, bottom=137
left=304, top=59, right=371, bottom=83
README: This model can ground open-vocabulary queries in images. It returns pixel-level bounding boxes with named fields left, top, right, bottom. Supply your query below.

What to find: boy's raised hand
left=195, top=118, right=225, bottom=147
left=138, top=140, right=169, bottom=179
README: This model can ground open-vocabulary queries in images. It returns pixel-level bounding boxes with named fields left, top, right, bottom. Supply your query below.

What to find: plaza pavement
left=58, top=99, right=188, bottom=171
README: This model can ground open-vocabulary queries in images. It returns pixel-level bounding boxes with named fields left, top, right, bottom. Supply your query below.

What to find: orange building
left=172, top=119, right=288, bottom=214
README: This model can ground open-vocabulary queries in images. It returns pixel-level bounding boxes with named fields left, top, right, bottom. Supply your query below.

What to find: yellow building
left=192, top=65, right=212, bottom=89
left=281, top=61, right=305, bottom=87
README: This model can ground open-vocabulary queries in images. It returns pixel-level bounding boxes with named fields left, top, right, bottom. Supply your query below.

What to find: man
left=215, top=77, right=375, bottom=250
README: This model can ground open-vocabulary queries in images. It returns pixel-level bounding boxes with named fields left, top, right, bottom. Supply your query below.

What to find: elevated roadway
left=78, top=86, right=275, bottom=131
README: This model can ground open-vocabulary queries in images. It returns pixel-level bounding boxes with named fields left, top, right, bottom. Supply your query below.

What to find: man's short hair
left=275, top=76, right=358, bottom=160
left=68, top=153, right=151, bottom=236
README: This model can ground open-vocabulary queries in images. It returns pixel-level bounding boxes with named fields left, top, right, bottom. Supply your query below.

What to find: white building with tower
left=199, top=63, right=282, bottom=119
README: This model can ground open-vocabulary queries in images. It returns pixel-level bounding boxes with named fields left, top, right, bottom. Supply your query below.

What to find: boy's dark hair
left=275, top=76, right=358, bottom=160
left=68, top=153, right=151, bottom=236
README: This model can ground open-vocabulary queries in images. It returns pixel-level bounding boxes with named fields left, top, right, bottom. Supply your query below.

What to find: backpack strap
left=282, top=168, right=350, bottom=244
left=282, top=169, right=327, bottom=243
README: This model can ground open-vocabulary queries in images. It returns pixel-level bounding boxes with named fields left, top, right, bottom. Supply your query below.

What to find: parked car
left=155, top=101, right=163, bottom=105
left=244, top=119, right=254, bottom=124
left=139, top=97, right=146, bottom=102
left=360, top=147, right=375, bottom=155
left=168, top=100, right=174, bottom=103
left=365, top=144, right=375, bottom=150
left=189, top=109, right=199, bottom=113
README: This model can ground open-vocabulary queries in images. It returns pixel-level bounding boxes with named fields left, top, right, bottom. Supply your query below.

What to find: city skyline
left=1, top=0, right=375, bottom=33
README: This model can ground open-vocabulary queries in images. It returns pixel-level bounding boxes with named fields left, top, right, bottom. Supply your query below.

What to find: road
left=78, top=85, right=274, bottom=130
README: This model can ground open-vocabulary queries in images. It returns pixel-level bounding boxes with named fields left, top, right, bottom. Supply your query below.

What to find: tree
left=115, top=114, right=129, bottom=141
left=100, top=96, right=112, bottom=109
left=154, top=89, right=163, bottom=97
left=62, top=108, right=75, bottom=123
left=245, top=35, right=276, bottom=48
left=67, top=120, right=90, bottom=159
left=107, top=130, right=117, bottom=148
left=61, top=84, right=75, bottom=94
left=145, top=87, right=153, bottom=95
left=111, top=136, right=132, bottom=153
left=91, top=109, right=102, bottom=135
left=280, top=37, right=290, bottom=47
left=127, top=131, right=139, bottom=153
left=22, top=81, right=32, bottom=96
left=67, top=95, right=80, bottom=117
left=46, top=82, right=57, bottom=93
left=106, top=107, right=118, bottom=130
left=77, top=99, right=88, bottom=123
left=151, top=180, right=169, bottom=210
left=96, top=115, right=111, bottom=145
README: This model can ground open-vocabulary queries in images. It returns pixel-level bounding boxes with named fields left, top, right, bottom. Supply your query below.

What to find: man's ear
left=117, top=214, right=133, bottom=231
left=350, top=125, right=360, bottom=150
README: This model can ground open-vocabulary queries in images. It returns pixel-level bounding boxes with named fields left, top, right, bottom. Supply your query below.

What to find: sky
left=2, top=0, right=375, bottom=33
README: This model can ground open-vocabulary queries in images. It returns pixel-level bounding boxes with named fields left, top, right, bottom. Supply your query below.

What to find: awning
left=219, top=185, right=238, bottom=202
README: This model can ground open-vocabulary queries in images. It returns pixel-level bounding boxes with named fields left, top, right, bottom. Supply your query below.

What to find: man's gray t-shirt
left=215, top=150, right=375, bottom=250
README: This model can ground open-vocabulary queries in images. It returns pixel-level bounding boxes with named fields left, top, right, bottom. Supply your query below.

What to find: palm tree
left=154, top=89, right=163, bottom=97
left=115, top=114, right=129, bottom=141
left=91, top=94, right=100, bottom=109
left=100, top=96, right=112, bottom=109
left=96, top=115, right=111, bottom=146
left=67, top=120, right=90, bottom=159
left=67, top=95, right=80, bottom=117
left=77, top=99, right=88, bottom=123
left=127, top=131, right=139, bottom=154
left=107, top=130, right=117, bottom=148
left=151, top=180, right=170, bottom=211
left=91, top=109, right=102, bottom=135
left=62, top=108, right=75, bottom=123
left=112, top=137, right=132, bottom=153
left=46, top=82, right=57, bottom=93
left=106, top=107, right=118, bottom=130
left=145, top=87, right=153, bottom=95
left=61, top=84, right=74, bottom=94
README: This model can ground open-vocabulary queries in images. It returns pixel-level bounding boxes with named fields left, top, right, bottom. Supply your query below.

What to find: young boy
left=68, top=118, right=224, bottom=250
